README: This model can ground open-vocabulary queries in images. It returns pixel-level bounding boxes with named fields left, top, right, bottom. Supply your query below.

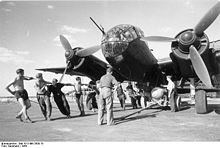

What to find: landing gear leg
left=170, top=90, right=181, bottom=112
left=189, top=78, right=195, bottom=102
left=195, top=90, right=208, bottom=114
left=170, top=79, right=181, bottom=112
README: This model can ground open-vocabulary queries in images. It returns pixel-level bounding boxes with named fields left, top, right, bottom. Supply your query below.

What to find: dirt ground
left=0, top=97, right=220, bottom=142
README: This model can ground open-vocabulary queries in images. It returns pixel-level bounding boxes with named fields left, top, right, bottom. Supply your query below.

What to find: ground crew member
left=74, top=77, right=85, bottom=116
left=47, top=78, right=73, bottom=118
left=116, top=84, right=126, bottom=110
left=98, top=67, right=119, bottom=126
left=34, top=73, right=52, bottom=121
left=126, top=82, right=138, bottom=109
left=5, top=68, right=34, bottom=123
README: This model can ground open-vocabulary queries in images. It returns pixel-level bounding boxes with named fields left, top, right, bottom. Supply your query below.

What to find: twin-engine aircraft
left=37, top=1, right=220, bottom=114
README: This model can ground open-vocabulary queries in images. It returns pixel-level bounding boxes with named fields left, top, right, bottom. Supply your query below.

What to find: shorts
left=75, top=93, right=82, bottom=100
left=118, top=94, right=126, bottom=100
left=15, top=89, right=29, bottom=101
left=37, top=93, right=48, bottom=101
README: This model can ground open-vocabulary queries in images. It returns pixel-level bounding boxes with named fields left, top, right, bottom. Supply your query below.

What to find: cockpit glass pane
left=102, top=41, right=128, bottom=57
left=123, top=30, right=134, bottom=42
left=102, top=25, right=145, bottom=43
left=135, top=27, right=144, bottom=37
left=104, top=26, right=126, bottom=42
left=130, top=28, right=137, bottom=39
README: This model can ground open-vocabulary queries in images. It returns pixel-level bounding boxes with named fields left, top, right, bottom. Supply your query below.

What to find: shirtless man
left=74, top=77, right=85, bottom=116
left=5, top=68, right=34, bottom=123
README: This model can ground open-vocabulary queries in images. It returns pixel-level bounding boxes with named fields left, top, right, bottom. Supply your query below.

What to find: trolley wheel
left=195, top=90, right=208, bottom=114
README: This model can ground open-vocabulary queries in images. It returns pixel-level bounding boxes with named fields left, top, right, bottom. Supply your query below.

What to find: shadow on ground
left=207, top=104, right=220, bottom=114
left=114, top=109, right=162, bottom=125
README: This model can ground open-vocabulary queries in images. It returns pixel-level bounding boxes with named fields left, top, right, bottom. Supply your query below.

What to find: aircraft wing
left=36, top=55, right=126, bottom=82
left=157, top=57, right=175, bottom=76
left=36, top=67, right=86, bottom=76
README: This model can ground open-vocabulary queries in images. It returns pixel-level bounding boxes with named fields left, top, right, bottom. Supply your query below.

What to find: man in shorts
left=5, top=68, right=34, bottom=123
left=74, top=77, right=85, bottom=116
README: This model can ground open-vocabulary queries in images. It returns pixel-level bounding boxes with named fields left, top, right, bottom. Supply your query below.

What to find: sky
left=0, top=0, right=220, bottom=96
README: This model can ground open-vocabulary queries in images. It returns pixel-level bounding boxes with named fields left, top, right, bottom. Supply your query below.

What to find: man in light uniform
left=34, top=73, right=52, bottom=121
left=98, top=67, right=118, bottom=126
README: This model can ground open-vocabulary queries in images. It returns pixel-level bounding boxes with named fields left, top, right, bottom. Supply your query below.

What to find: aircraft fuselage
left=101, top=24, right=166, bottom=85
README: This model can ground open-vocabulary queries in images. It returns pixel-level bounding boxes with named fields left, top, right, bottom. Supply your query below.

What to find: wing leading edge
left=36, top=55, right=126, bottom=82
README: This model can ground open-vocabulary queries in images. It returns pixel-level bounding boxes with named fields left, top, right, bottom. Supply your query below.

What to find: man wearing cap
left=5, top=68, right=34, bottom=123
left=34, top=73, right=52, bottom=121
left=98, top=67, right=119, bottom=126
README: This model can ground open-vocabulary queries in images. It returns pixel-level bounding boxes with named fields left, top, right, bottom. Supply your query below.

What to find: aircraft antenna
left=90, top=17, right=105, bottom=35
left=100, top=24, right=105, bottom=33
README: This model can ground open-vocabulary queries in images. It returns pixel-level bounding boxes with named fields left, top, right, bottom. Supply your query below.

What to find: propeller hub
left=65, top=50, right=74, bottom=60
left=176, top=30, right=201, bottom=54
left=179, top=31, right=196, bottom=45
left=171, top=29, right=209, bottom=60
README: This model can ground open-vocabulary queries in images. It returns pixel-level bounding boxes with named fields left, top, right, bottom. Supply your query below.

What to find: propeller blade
left=141, top=36, right=176, bottom=42
left=189, top=45, right=213, bottom=88
left=75, top=45, right=101, bottom=57
left=58, top=62, right=70, bottom=83
left=194, top=1, right=220, bottom=35
left=60, top=35, right=72, bottom=51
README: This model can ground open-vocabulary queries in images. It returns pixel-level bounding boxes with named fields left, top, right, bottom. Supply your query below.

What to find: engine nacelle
left=170, top=29, right=211, bottom=77
left=212, top=49, right=220, bottom=74
left=171, top=29, right=209, bottom=60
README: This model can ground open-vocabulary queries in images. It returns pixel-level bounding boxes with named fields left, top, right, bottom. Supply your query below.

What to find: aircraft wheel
left=195, top=90, right=207, bottom=114
left=170, top=90, right=180, bottom=112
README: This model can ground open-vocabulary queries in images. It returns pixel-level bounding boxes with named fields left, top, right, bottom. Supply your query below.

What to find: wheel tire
left=195, top=90, right=208, bottom=114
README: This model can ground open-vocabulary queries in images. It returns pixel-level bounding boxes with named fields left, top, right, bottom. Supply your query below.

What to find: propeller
left=60, top=35, right=72, bottom=51
left=142, top=1, right=220, bottom=43
left=58, top=61, right=70, bottom=83
left=194, top=1, right=220, bottom=36
left=75, top=45, right=101, bottom=57
left=58, top=35, right=101, bottom=82
left=141, top=2, right=220, bottom=88
left=189, top=45, right=213, bottom=88
left=60, top=35, right=100, bottom=58
left=141, top=36, right=177, bottom=42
